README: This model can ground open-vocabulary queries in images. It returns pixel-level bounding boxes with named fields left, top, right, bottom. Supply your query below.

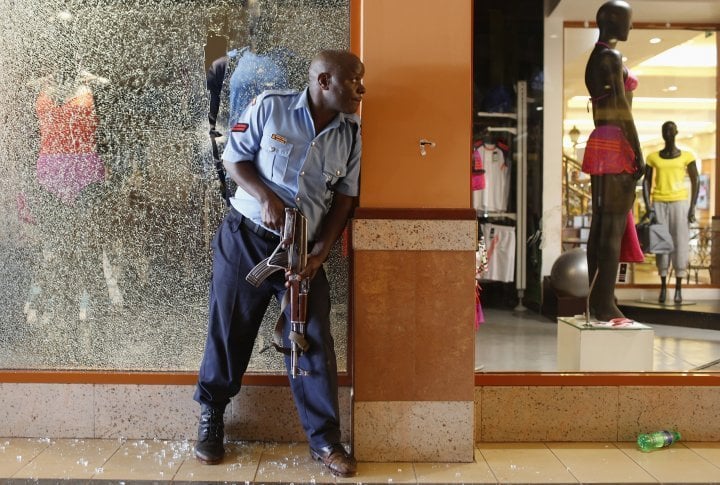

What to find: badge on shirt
left=231, top=123, right=248, bottom=133
left=271, top=133, right=287, bottom=144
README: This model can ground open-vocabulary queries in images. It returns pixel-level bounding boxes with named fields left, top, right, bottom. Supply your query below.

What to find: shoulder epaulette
left=259, top=89, right=298, bottom=99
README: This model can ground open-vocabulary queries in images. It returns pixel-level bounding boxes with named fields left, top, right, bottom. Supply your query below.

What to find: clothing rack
left=474, top=81, right=528, bottom=310
left=515, top=81, right=528, bottom=311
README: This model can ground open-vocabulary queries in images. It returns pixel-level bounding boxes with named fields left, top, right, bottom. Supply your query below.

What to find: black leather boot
left=195, top=404, right=225, bottom=464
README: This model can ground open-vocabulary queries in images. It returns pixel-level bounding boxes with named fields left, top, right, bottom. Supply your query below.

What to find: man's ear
left=318, top=72, right=331, bottom=90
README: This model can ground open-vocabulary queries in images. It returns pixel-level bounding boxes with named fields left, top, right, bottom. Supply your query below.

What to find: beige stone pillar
left=352, top=213, right=476, bottom=462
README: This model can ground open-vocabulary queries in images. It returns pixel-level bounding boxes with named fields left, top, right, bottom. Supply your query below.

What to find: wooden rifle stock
left=245, top=208, right=310, bottom=378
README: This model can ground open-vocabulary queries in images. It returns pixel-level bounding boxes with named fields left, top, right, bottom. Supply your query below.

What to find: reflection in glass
left=0, top=0, right=350, bottom=371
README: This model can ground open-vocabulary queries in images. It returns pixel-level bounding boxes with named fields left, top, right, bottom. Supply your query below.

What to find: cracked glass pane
left=0, top=0, right=350, bottom=371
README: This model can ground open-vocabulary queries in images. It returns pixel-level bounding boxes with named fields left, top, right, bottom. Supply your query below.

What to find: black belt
left=231, top=207, right=280, bottom=242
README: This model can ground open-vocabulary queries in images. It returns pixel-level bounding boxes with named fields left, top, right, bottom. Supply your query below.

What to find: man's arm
left=301, top=192, right=356, bottom=281
left=223, top=160, right=286, bottom=231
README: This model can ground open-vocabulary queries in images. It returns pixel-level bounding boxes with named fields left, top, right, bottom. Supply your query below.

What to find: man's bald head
left=307, top=49, right=365, bottom=116
left=309, top=50, right=362, bottom=86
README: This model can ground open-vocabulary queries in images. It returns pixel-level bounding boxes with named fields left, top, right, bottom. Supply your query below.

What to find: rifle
left=246, top=208, right=310, bottom=378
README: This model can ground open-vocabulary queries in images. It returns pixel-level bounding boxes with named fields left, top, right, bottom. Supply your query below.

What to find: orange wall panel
left=359, top=0, right=472, bottom=209
left=354, top=250, right=475, bottom=402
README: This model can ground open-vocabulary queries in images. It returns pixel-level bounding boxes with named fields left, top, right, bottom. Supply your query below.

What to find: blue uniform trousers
left=194, top=209, right=341, bottom=449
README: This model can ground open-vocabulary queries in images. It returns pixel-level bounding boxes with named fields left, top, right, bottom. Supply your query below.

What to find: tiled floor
left=3, top=438, right=720, bottom=483
left=476, top=307, right=720, bottom=372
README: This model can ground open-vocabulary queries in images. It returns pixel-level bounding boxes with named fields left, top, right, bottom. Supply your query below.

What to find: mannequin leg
left=674, top=277, right=683, bottom=304
left=659, top=276, right=667, bottom=303
left=587, top=174, right=636, bottom=321
left=668, top=199, right=690, bottom=301
left=586, top=177, right=601, bottom=295
left=653, top=202, right=671, bottom=304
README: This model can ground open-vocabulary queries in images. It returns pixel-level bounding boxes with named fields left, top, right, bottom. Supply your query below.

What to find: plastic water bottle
left=637, top=430, right=681, bottom=452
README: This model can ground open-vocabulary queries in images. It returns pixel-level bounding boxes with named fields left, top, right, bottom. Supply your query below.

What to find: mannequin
left=581, top=0, right=644, bottom=321
left=26, top=53, right=112, bottom=322
left=643, top=121, right=700, bottom=303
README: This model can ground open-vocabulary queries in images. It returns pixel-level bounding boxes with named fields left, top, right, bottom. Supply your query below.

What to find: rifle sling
left=270, top=290, right=310, bottom=355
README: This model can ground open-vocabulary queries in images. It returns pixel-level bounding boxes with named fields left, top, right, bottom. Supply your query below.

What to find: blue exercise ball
left=550, top=248, right=590, bottom=298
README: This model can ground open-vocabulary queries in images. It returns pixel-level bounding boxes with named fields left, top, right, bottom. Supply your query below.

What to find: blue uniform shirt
left=222, top=88, right=361, bottom=241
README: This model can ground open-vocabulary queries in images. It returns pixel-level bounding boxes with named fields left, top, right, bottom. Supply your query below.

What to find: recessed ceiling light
left=650, top=37, right=662, bottom=44
left=665, top=85, right=678, bottom=92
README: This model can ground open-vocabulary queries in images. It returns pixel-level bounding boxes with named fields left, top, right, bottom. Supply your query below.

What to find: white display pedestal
left=557, top=317, right=654, bottom=371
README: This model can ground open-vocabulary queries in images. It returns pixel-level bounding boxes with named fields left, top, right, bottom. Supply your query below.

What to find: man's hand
left=688, top=205, right=697, bottom=224
left=285, top=254, right=324, bottom=286
left=260, top=195, right=287, bottom=232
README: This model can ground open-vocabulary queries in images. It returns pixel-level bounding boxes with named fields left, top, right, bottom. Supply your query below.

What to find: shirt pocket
left=259, top=134, right=293, bottom=183
left=322, top=160, right=347, bottom=191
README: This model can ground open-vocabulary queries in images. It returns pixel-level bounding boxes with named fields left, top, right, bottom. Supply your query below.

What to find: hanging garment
left=481, top=223, right=516, bottom=283
left=473, top=143, right=510, bottom=212
left=35, top=88, right=104, bottom=204
left=619, top=211, right=644, bottom=263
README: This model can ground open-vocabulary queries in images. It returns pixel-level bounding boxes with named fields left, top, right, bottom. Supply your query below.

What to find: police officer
left=193, top=49, right=365, bottom=478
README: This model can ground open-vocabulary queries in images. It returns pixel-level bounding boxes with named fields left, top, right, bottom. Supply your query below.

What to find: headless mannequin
left=642, top=121, right=700, bottom=304
left=584, top=1, right=644, bottom=321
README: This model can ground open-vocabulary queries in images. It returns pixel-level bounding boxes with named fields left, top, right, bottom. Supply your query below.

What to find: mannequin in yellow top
left=642, top=121, right=700, bottom=303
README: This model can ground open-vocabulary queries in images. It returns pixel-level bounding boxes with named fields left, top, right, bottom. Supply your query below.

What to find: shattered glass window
left=0, top=0, right=350, bottom=371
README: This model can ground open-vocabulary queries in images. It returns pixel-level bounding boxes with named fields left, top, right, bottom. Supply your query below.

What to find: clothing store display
left=480, top=223, right=515, bottom=283
left=471, top=144, right=486, bottom=190
left=475, top=283, right=484, bottom=329
left=581, top=125, right=636, bottom=175
left=636, top=217, right=675, bottom=256
left=646, top=150, right=696, bottom=201
left=472, top=143, right=510, bottom=212
left=643, top=121, right=699, bottom=302
left=587, top=42, right=638, bottom=102
left=583, top=41, right=639, bottom=177
left=619, top=211, right=644, bottom=263
left=653, top=200, right=689, bottom=278
left=35, top=88, right=105, bottom=204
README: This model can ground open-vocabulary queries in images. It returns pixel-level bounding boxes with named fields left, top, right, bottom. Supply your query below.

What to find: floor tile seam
left=615, top=444, right=663, bottom=483
left=85, top=438, right=136, bottom=481
left=253, top=443, right=291, bottom=483
left=651, top=344, right=701, bottom=369
left=544, top=442, right=581, bottom=484
left=8, top=439, right=53, bottom=479
left=682, top=442, right=720, bottom=472
left=474, top=445, right=520, bottom=484
left=167, top=445, right=191, bottom=483
left=472, top=447, right=500, bottom=484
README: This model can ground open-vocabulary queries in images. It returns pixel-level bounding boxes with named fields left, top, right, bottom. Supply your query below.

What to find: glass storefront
left=0, top=0, right=350, bottom=371
left=563, top=27, right=717, bottom=287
